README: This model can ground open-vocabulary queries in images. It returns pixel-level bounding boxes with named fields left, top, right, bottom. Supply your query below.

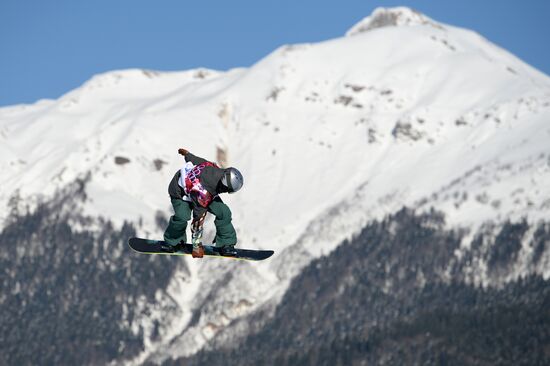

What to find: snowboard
left=128, top=237, right=274, bottom=261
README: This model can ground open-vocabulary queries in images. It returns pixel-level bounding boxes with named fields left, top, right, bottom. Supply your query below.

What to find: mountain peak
left=345, top=7, right=441, bottom=36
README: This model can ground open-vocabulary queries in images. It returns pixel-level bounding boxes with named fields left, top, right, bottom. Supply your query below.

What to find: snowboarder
left=163, top=148, right=244, bottom=258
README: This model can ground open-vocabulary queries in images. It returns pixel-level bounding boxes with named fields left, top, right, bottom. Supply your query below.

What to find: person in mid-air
left=163, top=148, right=243, bottom=258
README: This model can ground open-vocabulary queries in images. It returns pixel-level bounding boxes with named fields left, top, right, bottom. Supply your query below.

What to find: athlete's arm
left=178, top=148, right=208, bottom=165
left=191, top=206, right=207, bottom=244
left=190, top=205, right=207, bottom=258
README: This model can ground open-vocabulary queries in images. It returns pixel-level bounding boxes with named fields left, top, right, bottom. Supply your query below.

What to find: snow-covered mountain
left=1, top=7, right=550, bottom=365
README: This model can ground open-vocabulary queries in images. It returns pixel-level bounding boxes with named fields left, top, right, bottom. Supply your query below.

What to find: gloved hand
left=192, top=243, right=204, bottom=258
left=178, top=148, right=189, bottom=156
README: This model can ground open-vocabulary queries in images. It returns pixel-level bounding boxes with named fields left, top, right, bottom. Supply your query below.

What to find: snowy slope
left=1, top=6, right=550, bottom=364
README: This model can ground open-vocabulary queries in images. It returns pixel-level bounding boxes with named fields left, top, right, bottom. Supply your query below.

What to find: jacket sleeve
left=185, top=152, right=208, bottom=165
left=190, top=204, right=207, bottom=243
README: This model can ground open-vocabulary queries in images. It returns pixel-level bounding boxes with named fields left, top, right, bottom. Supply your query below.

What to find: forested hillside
left=180, top=209, right=550, bottom=366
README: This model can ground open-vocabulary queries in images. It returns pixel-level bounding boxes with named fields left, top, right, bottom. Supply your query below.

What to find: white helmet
left=221, top=167, right=244, bottom=193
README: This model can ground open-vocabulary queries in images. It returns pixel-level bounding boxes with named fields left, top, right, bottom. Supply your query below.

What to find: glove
left=178, top=148, right=189, bottom=156
left=192, top=243, right=204, bottom=258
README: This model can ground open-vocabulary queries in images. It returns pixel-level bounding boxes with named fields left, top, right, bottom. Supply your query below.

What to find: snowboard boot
left=219, top=245, right=237, bottom=257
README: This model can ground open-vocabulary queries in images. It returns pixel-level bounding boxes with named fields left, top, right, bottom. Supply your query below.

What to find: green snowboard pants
left=163, top=197, right=237, bottom=247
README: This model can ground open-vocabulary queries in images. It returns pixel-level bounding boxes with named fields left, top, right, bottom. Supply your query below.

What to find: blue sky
left=1, top=0, right=549, bottom=107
